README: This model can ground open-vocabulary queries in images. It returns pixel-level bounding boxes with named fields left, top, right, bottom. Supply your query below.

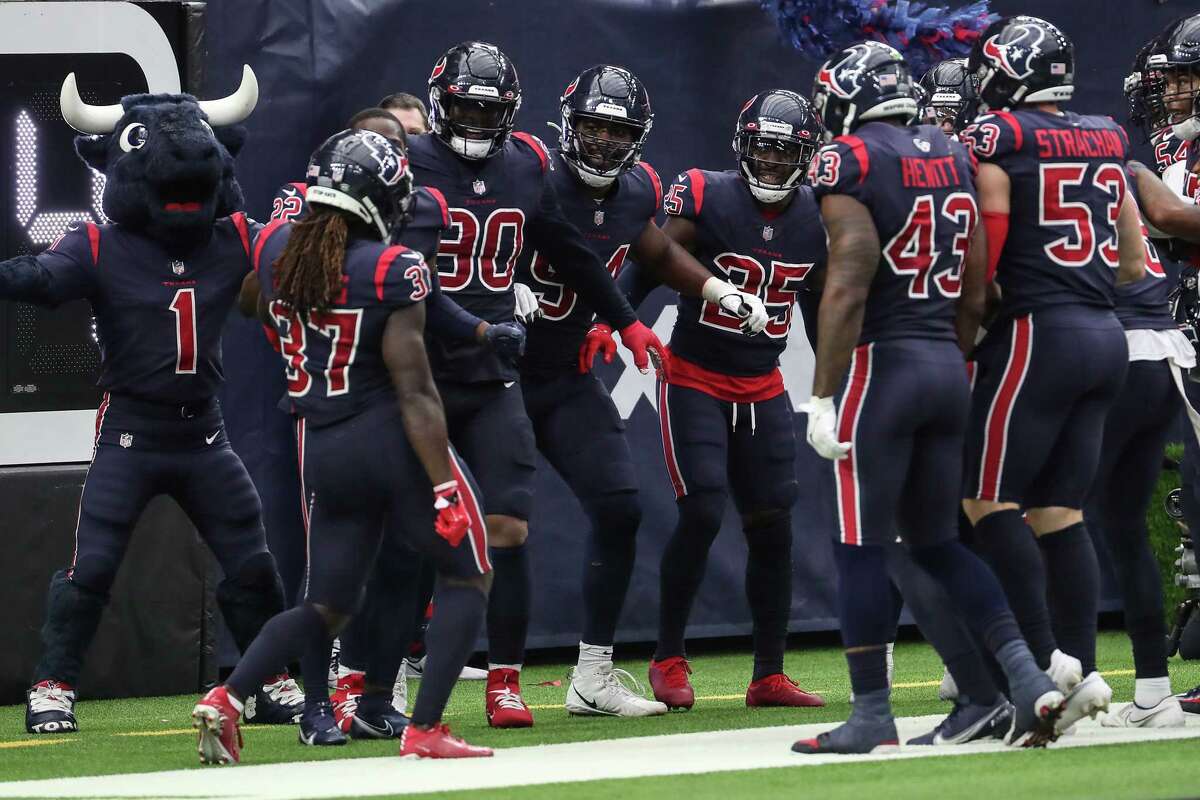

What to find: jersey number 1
left=170, top=288, right=197, bottom=374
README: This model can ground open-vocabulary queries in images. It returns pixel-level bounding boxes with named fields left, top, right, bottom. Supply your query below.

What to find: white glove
left=703, top=277, right=767, bottom=335
left=513, top=282, right=543, bottom=325
left=802, top=395, right=850, bottom=461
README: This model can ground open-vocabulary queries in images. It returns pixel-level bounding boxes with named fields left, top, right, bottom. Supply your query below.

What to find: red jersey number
left=699, top=253, right=813, bottom=338
left=268, top=301, right=363, bottom=398
left=529, top=244, right=629, bottom=322
left=883, top=192, right=978, bottom=299
left=438, top=208, right=526, bottom=292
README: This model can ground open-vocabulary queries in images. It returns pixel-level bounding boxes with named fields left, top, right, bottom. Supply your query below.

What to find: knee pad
left=67, top=554, right=122, bottom=596
left=217, top=551, right=286, bottom=651
left=584, top=491, right=642, bottom=542
left=677, top=491, right=726, bottom=539
left=743, top=509, right=791, bottom=559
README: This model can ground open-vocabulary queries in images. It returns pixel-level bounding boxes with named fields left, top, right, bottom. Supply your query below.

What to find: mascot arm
left=0, top=247, right=97, bottom=307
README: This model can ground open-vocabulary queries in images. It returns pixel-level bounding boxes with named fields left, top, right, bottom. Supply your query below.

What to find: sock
left=488, top=662, right=522, bottom=673
left=301, top=635, right=334, bottom=710
left=993, top=637, right=1047, bottom=695
left=578, top=642, right=613, bottom=671
left=356, top=690, right=395, bottom=718
left=1135, top=676, right=1172, bottom=707
left=1038, top=523, right=1099, bottom=675
left=943, top=650, right=1000, bottom=706
left=970, top=510, right=1057, bottom=668
left=581, top=493, right=640, bottom=646
left=1102, top=518, right=1168, bottom=681
left=654, top=492, right=725, bottom=661
left=363, top=551, right=423, bottom=690
left=227, top=604, right=326, bottom=702
left=486, top=545, right=531, bottom=666
left=412, top=581, right=487, bottom=727
left=745, top=513, right=792, bottom=682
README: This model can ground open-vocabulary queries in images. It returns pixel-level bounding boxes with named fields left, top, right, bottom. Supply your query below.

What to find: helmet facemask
left=1159, top=63, right=1200, bottom=141
left=561, top=112, right=647, bottom=188
left=736, top=132, right=813, bottom=203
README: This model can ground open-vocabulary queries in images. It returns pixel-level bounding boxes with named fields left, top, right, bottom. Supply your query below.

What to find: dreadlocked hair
left=272, top=207, right=349, bottom=319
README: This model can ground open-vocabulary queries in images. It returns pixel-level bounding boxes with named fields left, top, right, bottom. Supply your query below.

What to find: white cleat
left=1102, top=696, right=1186, bottom=729
left=938, top=667, right=959, bottom=702
left=392, top=667, right=408, bottom=716
left=565, top=664, right=669, bottom=717
left=403, top=656, right=488, bottom=681
left=1045, top=649, right=1083, bottom=693
left=1056, top=671, right=1112, bottom=733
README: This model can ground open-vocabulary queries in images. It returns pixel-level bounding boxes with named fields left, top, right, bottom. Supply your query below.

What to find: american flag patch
left=878, top=73, right=898, bottom=87
left=1051, top=63, right=1067, bottom=75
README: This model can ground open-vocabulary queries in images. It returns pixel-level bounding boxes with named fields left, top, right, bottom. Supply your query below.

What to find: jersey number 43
left=884, top=192, right=978, bottom=298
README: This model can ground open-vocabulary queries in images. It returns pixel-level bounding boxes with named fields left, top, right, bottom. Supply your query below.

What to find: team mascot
left=1, top=67, right=305, bottom=733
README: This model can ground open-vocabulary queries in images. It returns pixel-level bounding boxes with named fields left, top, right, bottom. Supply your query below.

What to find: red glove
left=618, top=321, right=671, bottom=380
left=578, top=323, right=616, bottom=374
left=433, top=480, right=471, bottom=547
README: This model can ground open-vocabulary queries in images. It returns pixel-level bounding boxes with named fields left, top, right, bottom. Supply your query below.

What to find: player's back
left=254, top=221, right=432, bottom=427
left=665, top=168, right=825, bottom=378
left=810, top=121, right=976, bottom=344
left=964, top=109, right=1129, bottom=318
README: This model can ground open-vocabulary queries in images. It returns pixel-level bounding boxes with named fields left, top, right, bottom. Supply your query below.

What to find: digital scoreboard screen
left=0, top=54, right=147, bottom=413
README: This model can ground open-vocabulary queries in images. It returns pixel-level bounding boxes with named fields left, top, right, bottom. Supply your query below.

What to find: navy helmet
left=968, top=16, right=1074, bottom=112
left=428, top=41, right=521, bottom=160
left=558, top=65, right=653, bottom=188
left=732, top=90, right=822, bottom=203
left=305, top=129, right=414, bottom=241
left=811, top=42, right=917, bottom=140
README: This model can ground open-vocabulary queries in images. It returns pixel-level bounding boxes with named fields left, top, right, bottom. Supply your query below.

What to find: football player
left=194, top=129, right=493, bottom=762
left=4, top=76, right=304, bottom=735
left=628, top=89, right=826, bottom=711
left=408, top=41, right=667, bottom=728
left=262, top=109, right=519, bottom=743
left=516, top=65, right=767, bottom=717
left=796, top=40, right=1066, bottom=754
left=917, top=58, right=975, bottom=136
left=957, top=16, right=1145, bottom=733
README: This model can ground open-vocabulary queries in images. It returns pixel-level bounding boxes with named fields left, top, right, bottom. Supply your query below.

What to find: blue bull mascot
left=0, top=67, right=305, bottom=733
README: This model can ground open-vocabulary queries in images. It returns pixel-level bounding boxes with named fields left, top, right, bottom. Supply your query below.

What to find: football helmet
left=918, top=59, right=977, bottom=132
left=558, top=65, right=653, bottom=188
left=428, top=41, right=521, bottom=160
left=969, top=15, right=1074, bottom=112
left=810, top=41, right=917, bottom=140
left=305, top=129, right=414, bottom=241
left=732, top=89, right=821, bottom=203
left=1142, top=14, right=1200, bottom=142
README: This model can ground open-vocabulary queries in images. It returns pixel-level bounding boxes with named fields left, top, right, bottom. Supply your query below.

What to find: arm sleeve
left=617, top=258, right=661, bottom=309
left=0, top=224, right=99, bottom=306
left=527, top=179, right=637, bottom=329
left=425, top=279, right=484, bottom=342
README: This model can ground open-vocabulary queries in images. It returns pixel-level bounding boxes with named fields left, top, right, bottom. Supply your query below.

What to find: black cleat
left=298, top=701, right=348, bottom=747
left=25, top=680, right=78, bottom=734
left=792, top=719, right=899, bottom=754
left=1176, top=684, right=1200, bottom=714
left=908, top=699, right=1014, bottom=745
left=349, top=694, right=410, bottom=740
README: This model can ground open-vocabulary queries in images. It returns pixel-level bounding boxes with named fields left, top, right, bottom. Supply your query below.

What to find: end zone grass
left=1, top=632, right=1198, bottom=799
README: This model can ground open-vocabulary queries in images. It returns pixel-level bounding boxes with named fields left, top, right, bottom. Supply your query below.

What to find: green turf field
left=1, top=631, right=1199, bottom=799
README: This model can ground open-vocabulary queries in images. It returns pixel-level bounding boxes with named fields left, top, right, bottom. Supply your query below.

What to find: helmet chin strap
left=450, top=135, right=495, bottom=160
left=569, top=160, right=618, bottom=188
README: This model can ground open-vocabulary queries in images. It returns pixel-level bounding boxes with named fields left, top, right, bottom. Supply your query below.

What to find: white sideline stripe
left=2, top=708, right=1199, bottom=799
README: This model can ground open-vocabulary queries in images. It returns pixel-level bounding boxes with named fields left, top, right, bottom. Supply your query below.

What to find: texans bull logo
left=359, top=130, right=408, bottom=186
left=816, top=44, right=876, bottom=99
left=982, top=23, right=1047, bottom=81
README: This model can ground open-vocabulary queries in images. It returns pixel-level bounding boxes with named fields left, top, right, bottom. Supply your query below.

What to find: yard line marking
left=1, top=709, right=1196, bottom=798
left=0, top=739, right=75, bottom=750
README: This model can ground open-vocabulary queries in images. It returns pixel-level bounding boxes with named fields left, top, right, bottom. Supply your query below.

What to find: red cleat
left=330, top=669, right=364, bottom=733
left=746, top=673, right=825, bottom=708
left=399, top=723, right=493, bottom=759
left=192, top=685, right=243, bottom=765
left=648, top=656, right=695, bottom=710
left=485, top=668, right=533, bottom=728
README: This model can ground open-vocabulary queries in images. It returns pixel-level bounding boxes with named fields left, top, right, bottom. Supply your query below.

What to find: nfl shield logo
left=119, top=432, right=133, bottom=449
left=762, top=226, right=774, bottom=241
left=594, top=210, right=605, bottom=226
left=473, top=179, right=487, bottom=196
left=171, top=260, right=185, bottom=275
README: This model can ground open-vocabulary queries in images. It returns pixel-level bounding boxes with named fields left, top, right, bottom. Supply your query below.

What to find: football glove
left=617, top=320, right=670, bottom=379
left=703, top=277, right=767, bottom=335
left=803, top=396, right=850, bottom=461
left=483, top=321, right=526, bottom=364
left=513, top=283, right=544, bottom=325
left=578, top=323, right=617, bottom=374
left=433, top=480, right=471, bottom=547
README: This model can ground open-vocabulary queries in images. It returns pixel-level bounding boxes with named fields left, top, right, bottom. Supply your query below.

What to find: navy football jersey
left=254, top=220, right=433, bottom=427
left=408, top=131, right=637, bottom=383
left=515, top=152, right=662, bottom=377
left=269, top=181, right=450, bottom=265
left=961, top=109, right=1130, bottom=317
left=34, top=215, right=255, bottom=404
left=663, top=169, right=825, bottom=377
left=1153, top=130, right=1191, bottom=175
left=1116, top=168, right=1175, bottom=331
left=809, top=122, right=977, bottom=345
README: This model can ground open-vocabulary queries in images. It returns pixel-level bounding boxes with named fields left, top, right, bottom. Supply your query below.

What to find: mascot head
left=60, top=66, right=258, bottom=247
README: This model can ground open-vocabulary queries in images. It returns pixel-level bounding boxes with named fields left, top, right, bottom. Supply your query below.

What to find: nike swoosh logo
left=205, top=431, right=220, bottom=445
left=355, top=717, right=393, bottom=737
left=1123, top=705, right=1167, bottom=724
left=503, top=381, right=516, bottom=388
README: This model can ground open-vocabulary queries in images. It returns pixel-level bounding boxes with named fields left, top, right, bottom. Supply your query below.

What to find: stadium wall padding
left=203, top=0, right=1178, bottom=650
